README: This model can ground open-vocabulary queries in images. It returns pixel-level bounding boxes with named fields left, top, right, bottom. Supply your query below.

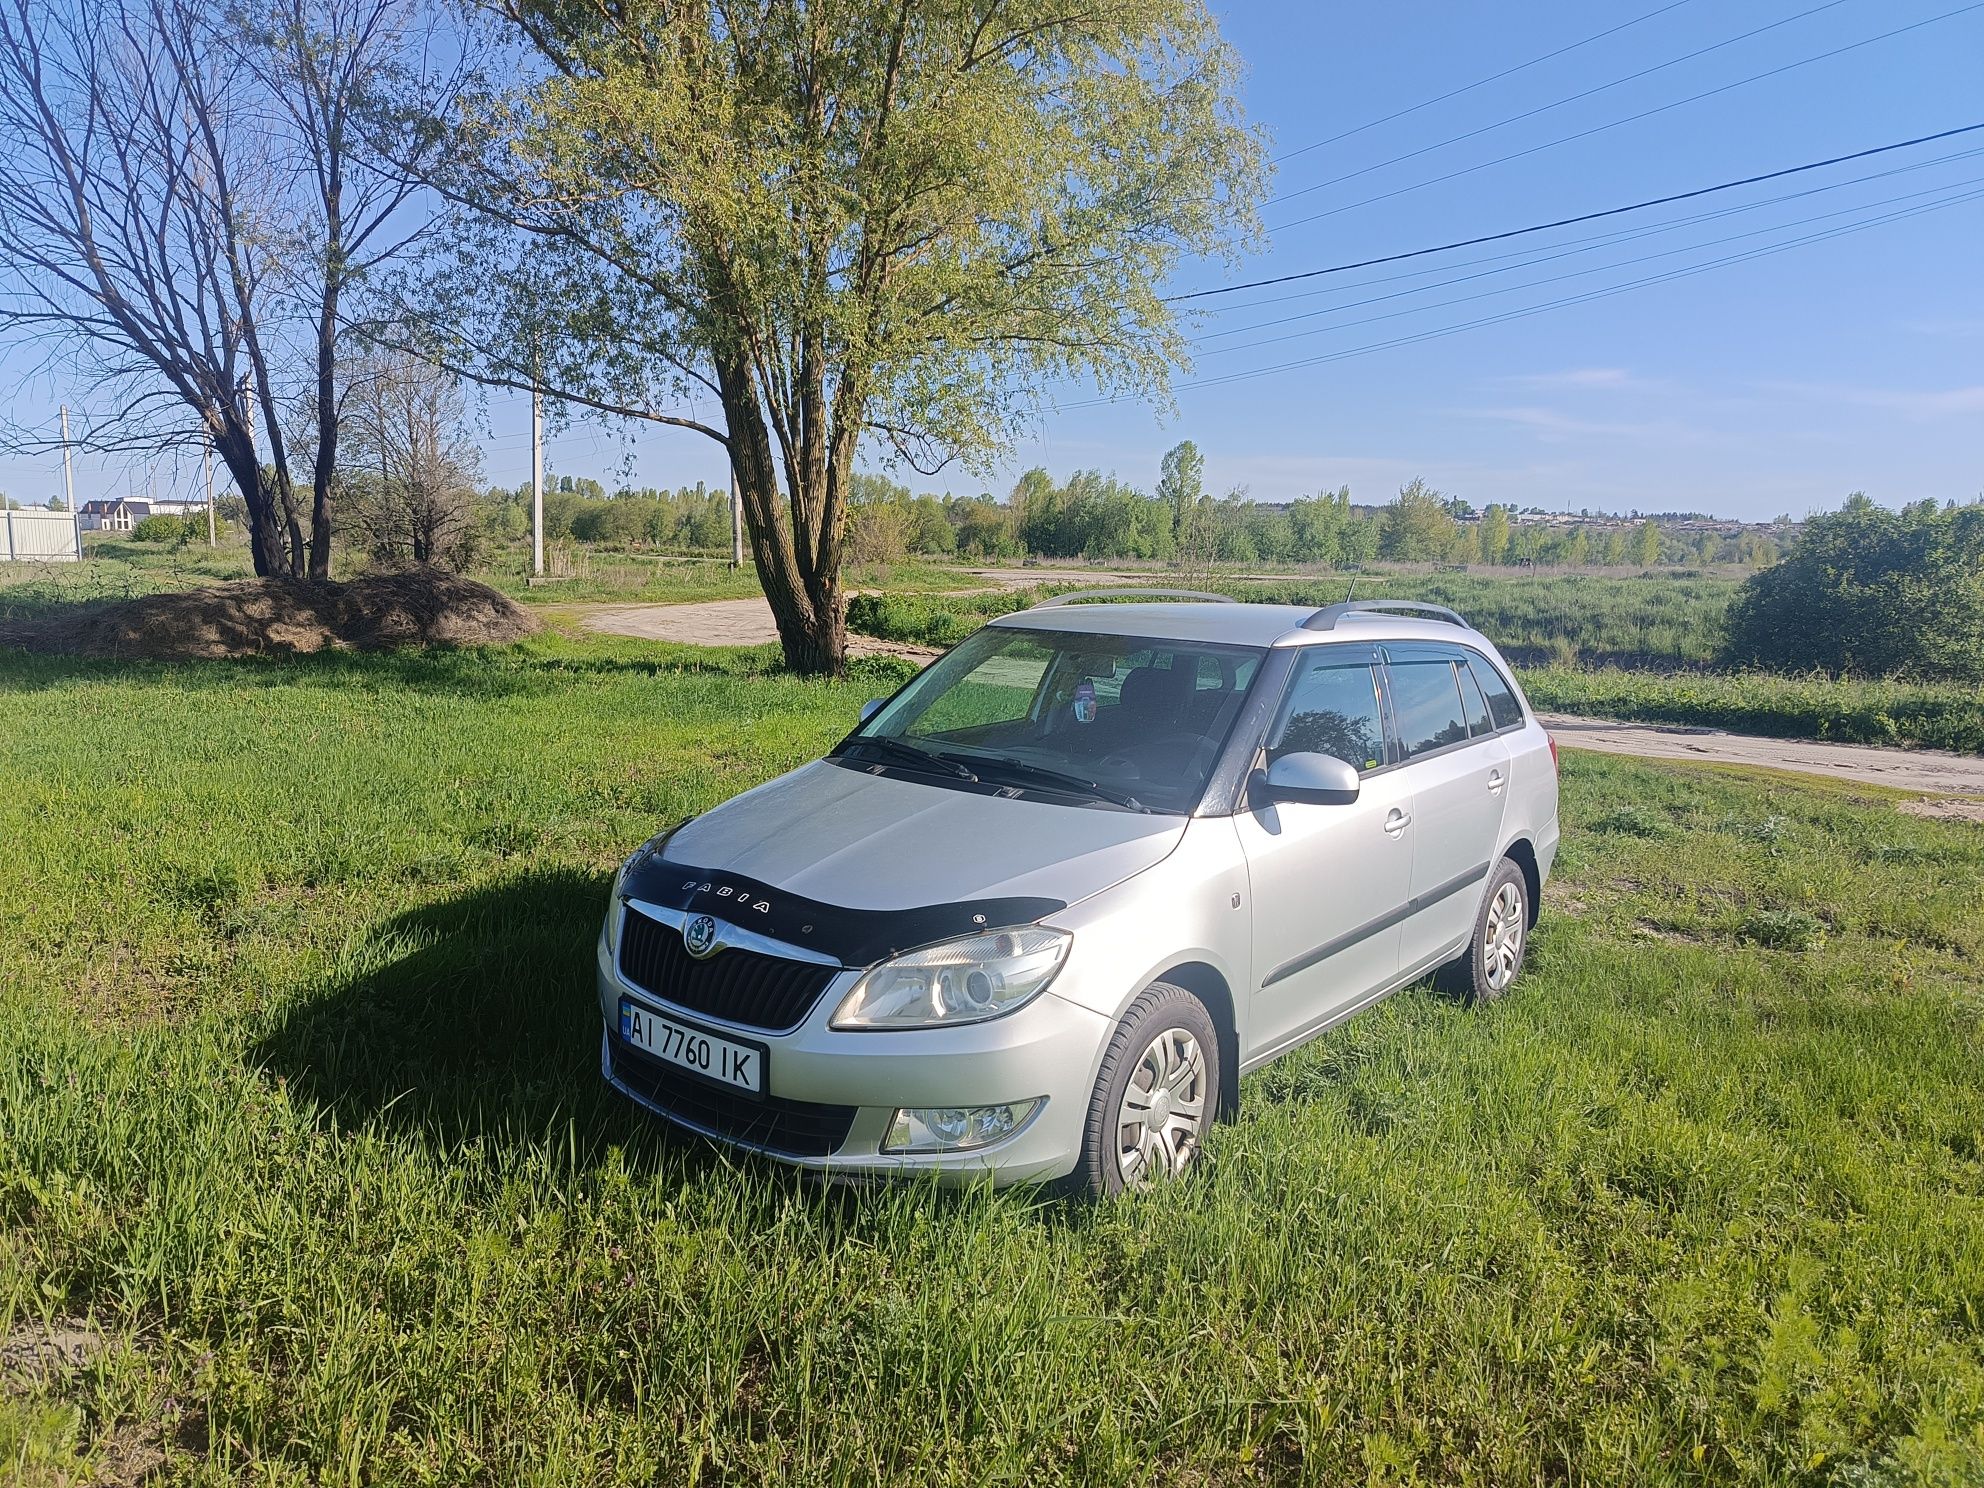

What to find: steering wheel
left=1100, top=732, right=1216, bottom=780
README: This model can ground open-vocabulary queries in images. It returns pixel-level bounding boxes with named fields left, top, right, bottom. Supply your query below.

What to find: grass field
left=0, top=538, right=984, bottom=625
left=849, top=570, right=1743, bottom=667
left=1519, top=667, right=1984, bottom=756
left=2, top=635, right=1982, bottom=1484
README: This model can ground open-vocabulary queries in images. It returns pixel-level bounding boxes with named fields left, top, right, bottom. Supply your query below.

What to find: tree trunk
left=717, top=356, right=849, bottom=676
left=212, top=419, right=288, bottom=578
left=307, top=207, right=342, bottom=580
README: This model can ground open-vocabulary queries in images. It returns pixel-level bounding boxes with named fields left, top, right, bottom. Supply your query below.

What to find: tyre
left=1067, top=982, right=1221, bottom=1199
left=1443, top=856, right=1530, bottom=1005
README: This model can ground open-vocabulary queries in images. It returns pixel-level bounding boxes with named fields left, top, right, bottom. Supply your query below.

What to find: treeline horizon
left=485, top=451, right=1788, bottom=570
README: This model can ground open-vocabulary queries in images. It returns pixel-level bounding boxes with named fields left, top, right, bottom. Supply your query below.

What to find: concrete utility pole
left=59, top=404, right=79, bottom=557
left=730, top=468, right=743, bottom=570
left=531, top=384, right=545, bottom=578
left=204, top=439, right=215, bottom=547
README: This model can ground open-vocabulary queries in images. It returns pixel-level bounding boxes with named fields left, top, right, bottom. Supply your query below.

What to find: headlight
left=831, top=927, right=1072, bottom=1030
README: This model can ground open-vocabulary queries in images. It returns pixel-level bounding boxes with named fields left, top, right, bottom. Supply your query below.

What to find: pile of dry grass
left=0, top=569, right=540, bottom=660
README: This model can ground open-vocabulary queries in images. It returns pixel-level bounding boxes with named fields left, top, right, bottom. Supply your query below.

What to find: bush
left=131, top=513, right=198, bottom=543
left=846, top=590, right=1044, bottom=648
left=1723, top=495, right=1984, bottom=680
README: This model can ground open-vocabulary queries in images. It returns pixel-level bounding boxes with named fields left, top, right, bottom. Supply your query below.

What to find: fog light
left=883, top=1099, right=1043, bottom=1154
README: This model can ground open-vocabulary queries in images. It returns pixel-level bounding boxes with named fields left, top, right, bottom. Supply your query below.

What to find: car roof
left=989, top=600, right=1496, bottom=652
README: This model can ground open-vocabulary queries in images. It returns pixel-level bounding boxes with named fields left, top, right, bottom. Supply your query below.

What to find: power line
left=1270, top=0, right=1847, bottom=205
left=1166, top=121, right=1984, bottom=302
left=1273, top=0, right=1698, bottom=166
left=1268, top=1, right=1984, bottom=233
left=1195, top=173, right=1984, bottom=358
left=1067, top=184, right=1984, bottom=406
left=1204, top=142, right=1984, bottom=322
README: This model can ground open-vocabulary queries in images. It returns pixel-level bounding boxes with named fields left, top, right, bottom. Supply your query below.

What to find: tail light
left=1547, top=733, right=1560, bottom=772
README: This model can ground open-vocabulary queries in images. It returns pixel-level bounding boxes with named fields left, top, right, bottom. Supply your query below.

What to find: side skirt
left=1238, top=936, right=1469, bottom=1077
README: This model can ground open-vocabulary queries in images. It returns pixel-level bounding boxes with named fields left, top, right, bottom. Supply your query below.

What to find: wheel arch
left=1149, top=959, right=1241, bottom=1118
left=1502, top=836, right=1542, bottom=927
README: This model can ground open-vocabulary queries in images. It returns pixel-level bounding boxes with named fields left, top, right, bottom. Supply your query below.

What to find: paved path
left=575, top=596, right=1984, bottom=806
left=575, top=569, right=1127, bottom=656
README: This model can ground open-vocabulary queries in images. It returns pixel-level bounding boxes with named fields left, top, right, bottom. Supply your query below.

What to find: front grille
left=618, top=907, right=839, bottom=1032
left=608, top=1038, right=858, bottom=1158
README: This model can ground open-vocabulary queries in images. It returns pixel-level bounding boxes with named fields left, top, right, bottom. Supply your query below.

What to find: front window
left=1268, top=656, right=1387, bottom=772
left=841, top=625, right=1266, bottom=814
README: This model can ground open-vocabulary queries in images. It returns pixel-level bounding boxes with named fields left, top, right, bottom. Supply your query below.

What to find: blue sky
left=6, top=0, right=1980, bottom=520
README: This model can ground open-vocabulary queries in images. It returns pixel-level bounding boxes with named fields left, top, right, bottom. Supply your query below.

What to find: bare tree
left=240, top=0, right=440, bottom=577
left=341, top=347, right=481, bottom=569
left=0, top=0, right=294, bottom=572
left=0, top=0, right=453, bottom=578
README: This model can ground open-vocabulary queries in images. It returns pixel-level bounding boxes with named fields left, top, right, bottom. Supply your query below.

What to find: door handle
left=1383, top=808, right=1411, bottom=836
left=1487, top=769, right=1505, bottom=794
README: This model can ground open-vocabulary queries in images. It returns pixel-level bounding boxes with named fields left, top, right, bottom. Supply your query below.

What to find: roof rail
left=1302, top=599, right=1467, bottom=632
left=1029, top=587, right=1238, bottom=610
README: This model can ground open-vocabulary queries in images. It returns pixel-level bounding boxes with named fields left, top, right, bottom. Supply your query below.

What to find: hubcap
left=1115, top=1027, right=1208, bottom=1188
left=1483, top=881, right=1525, bottom=990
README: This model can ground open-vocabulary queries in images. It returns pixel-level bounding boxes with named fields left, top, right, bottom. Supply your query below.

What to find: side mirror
left=858, top=699, right=885, bottom=724
left=1263, top=751, right=1361, bottom=806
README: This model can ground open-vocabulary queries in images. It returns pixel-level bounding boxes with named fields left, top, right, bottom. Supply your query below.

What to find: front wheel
left=1443, top=857, right=1531, bottom=1005
left=1067, top=982, right=1221, bottom=1200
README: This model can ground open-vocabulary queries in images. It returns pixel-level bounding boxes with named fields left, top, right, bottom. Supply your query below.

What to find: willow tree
left=415, top=0, right=1264, bottom=673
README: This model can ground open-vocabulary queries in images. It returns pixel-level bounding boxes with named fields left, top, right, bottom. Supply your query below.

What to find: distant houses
left=79, top=498, right=151, bottom=532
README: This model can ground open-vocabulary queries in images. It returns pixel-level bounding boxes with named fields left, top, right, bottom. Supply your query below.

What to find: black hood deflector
left=621, top=853, right=1066, bottom=968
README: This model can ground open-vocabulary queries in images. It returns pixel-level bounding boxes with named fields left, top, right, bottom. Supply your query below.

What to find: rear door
left=1384, top=644, right=1512, bottom=974
left=1232, top=645, right=1414, bottom=1060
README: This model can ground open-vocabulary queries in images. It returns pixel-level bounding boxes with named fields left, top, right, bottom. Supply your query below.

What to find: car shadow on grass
left=253, top=867, right=709, bottom=1175
left=250, top=866, right=1076, bottom=1218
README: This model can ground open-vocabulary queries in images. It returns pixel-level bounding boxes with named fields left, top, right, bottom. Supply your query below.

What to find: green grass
left=0, top=540, right=990, bottom=625
left=1521, top=667, right=1984, bottom=755
left=2, top=636, right=1982, bottom=1483
left=0, top=533, right=259, bottom=621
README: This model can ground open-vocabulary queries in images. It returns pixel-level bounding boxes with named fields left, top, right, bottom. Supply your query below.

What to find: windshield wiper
left=939, top=753, right=1148, bottom=812
left=840, top=735, right=978, bottom=780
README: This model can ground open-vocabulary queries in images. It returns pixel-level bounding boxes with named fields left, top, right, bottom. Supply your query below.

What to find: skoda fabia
left=599, top=594, right=1559, bottom=1196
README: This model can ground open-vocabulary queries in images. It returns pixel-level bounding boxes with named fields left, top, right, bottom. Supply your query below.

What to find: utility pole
left=730, top=468, right=743, bottom=570
left=204, top=439, right=215, bottom=547
left=59, top=404, right=79, bottom=559
left=530, top=384, right=544, bottom=578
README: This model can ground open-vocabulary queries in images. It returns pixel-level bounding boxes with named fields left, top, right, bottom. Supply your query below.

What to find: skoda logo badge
left=683, top=914, right=720, bottom=959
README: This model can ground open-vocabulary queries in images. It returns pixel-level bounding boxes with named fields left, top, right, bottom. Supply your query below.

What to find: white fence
left=2, top=509, right=80, bottom=562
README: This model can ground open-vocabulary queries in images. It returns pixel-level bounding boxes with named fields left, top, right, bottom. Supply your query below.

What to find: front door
left=1232, top=649, right=1413, bottom=1061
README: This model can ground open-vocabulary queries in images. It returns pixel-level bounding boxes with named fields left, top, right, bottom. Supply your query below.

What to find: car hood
left=646, top=758, right=1184, bottom=912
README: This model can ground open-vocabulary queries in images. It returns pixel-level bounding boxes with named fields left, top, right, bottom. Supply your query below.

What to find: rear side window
left=1467, top=655, right=1525, bottom=731
left=1456, top=662, right=1494, bottom=737
left=1269, top=658, right=1386, bottom=773
left=1388, top=660, right=1469, bottom=759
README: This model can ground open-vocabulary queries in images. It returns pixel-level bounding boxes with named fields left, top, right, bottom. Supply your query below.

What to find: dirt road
left=576, top=596, right=1984, bottom=806
left=1536, top=715, right=1984, bottom=804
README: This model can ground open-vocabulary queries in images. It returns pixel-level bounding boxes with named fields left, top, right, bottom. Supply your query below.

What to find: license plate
left=618, top=999, right=765, bottom=1096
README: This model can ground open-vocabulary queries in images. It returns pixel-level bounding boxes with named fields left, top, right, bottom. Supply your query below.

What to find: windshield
left=839, top=625, right=1266, bottom=814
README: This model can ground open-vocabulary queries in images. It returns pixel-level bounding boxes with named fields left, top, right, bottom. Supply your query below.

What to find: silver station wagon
left=598, top=594, right=1560, bottom=1197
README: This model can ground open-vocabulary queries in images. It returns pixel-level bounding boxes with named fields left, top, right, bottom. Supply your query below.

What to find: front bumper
left=596, top=931, right=1106, bottom=1186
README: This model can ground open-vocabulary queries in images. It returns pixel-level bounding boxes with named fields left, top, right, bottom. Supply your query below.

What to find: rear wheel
left=1067, top=982, right=1221, bottom=1199
left=1444, top=857, right=1530, bottom=1005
